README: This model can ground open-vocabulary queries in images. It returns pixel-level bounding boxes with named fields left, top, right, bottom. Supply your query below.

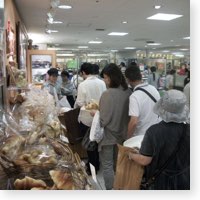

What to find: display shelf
left=7, top=86, right=29, bottom=91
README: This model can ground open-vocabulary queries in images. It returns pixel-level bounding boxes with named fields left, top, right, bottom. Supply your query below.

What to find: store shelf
left=7, top=86, right=30, bottom=91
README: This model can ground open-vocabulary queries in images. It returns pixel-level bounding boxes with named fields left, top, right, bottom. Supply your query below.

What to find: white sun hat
left=153, top=89, right=189, bottom=123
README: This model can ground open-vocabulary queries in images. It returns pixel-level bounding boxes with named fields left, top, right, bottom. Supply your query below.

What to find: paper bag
left=113, top=144, right=144, bottom=190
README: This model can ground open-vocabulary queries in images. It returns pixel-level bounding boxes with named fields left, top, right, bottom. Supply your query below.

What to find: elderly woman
left=128, top=90, right=190, bottom=190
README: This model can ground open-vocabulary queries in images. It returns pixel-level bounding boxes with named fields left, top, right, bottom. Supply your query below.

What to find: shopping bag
left=89, top=110, right=104, bottom=143
left=59, top=96, right=71, bottom=108
left=81, top=129, right=98, bottom=151
left=63, top=108, right=83, bottom=144
left=113, top=144, right=144, bottom=190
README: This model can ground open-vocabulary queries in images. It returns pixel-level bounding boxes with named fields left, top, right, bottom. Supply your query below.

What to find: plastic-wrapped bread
left=14, top=176, right=47, bottom=190
left=1, top=135, right=25, bottom=159
left=85, top=102, right=99, bottom=110
left=49, top=170, right=75, bottom=190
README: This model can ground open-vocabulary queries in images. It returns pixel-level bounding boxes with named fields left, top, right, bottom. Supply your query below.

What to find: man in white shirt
left=125, top=64, right=161, bottom=138
left=74, top=62, right=106, bottom=174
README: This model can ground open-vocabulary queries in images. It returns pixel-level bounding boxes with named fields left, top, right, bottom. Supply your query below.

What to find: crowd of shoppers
left=42, top=61, right=190, bottom=190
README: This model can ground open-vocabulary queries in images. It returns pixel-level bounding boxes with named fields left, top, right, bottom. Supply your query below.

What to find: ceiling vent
left=146, top=40, right=155, bottom=44
left=95, top=28, right=105, bottom=31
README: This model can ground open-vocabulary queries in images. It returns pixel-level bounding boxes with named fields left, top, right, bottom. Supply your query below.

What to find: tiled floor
left=81, top=159, right=106, bottom=190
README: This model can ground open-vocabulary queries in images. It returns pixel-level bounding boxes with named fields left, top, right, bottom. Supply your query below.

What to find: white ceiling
left=14, top=0, right=190, bottom=54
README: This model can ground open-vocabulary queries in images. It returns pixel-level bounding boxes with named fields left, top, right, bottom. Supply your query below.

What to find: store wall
left=4, top=0, right=26, bottom=60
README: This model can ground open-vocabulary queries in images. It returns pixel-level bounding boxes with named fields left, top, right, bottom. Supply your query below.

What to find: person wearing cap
left=128, top=90, right=190, bottom=190
left=125, top=64, right=161, bottom=139
left=42, top=68, right=62, bottom=103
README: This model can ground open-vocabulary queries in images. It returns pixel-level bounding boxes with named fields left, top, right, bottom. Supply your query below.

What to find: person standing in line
left=60, top=70, right=75, bottom=108
left=42, top=68, right=62, bottom=106
left=74, top=62, right=106, bottom=174
left=71, top=70, right=84, bottom=100
left=125, top=65, right=161, bottom=139
left=98, top=63, right=132, bottom=190
left=119, top=62, right=126, bottom=78
left=147, top=66, right=159, bottom=89
left=165, top=69, right=175, bottom=90
left=128, top=90, right=190, bottom=190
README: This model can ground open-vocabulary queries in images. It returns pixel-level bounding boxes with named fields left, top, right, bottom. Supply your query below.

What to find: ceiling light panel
left=147, top=13, right=183, bottom=21
left=154, top=5, right=161, bottom=9
left=58, top=5, right=72, bottom=9
left=108, top=32, right=128, bottom=36
left=124, top=47, right=136, bottom=49
left=88, top=41, right=102, bottom=44
left=78, top=46, right=88, bottom=48
left=183, top=36, right=190, bottom=40
left=147, top=43, right=161, bottom=46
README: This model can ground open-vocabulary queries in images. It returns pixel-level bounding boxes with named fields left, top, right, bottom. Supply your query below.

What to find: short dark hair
left=47, top=68, right=58, bottom=76
left=80, top=62, right=93, bottom=75
left=103, top=63, right=128, bottom=90
left=61, top=70, right=70, bottom=78
left=125, top=66, right=142, bottom=81
left=120, top=62, right=125, bottom=67
left=150, top=66, right=156, bottom=72
left=92, top=64, right=100, bottom=75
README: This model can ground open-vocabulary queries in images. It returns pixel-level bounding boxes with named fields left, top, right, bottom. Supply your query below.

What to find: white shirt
left=129, top=83, right=161, bottom=136
left=75, top=75, right=106, bottom=126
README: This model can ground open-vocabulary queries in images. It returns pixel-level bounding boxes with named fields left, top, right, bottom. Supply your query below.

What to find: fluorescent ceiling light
left=88, top=41, right=102, bottom=44
left=180, top=49, right=189, bottom=51
left=47, top=17, right=54, bottom=24
left=122, top=21, right=128, bottom=24
left=58, top=5, right=72, bottom=9
left=147, top=13, right=183, bottom=21
left=45, top=29, right=58, bottom=34
left=124, top=47, right=136, bottom=49
left=163, top=50, right=170, bottom=53
left=87, top=54, right=108, bottom=57
left=154, top=5, right=161, bottom=9
left=174, top=54, right=184, bottom=57
left=57, top=54, right=75, bottom=56
left=147, top=43, right=161, bottom=46
left=52, top=21, right=63, bottom=24
left=108, top=32, right=128, bottom=36
left=78, top=46, right=88, bottom=48
left=183, top=36, right=190, bottom=40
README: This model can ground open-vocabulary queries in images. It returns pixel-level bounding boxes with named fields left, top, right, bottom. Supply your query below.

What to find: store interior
left=0, top=0, right=190, bottom=190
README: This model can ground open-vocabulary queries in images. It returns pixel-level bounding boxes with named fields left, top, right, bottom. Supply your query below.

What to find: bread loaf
left=14, top=176, right=47, bottom=190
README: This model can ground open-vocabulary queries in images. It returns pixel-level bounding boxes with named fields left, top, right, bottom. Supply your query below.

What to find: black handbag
left=81, top=128, right=98, bottom=151
left=140, top=124, right=187, bottom=190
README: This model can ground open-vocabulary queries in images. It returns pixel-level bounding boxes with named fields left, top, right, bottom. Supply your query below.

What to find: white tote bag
left=89, top=110, right=104, bottom=143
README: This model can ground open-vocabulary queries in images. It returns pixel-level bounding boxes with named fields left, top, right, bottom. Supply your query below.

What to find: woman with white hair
left=128, top=89, right=190, bottom=190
